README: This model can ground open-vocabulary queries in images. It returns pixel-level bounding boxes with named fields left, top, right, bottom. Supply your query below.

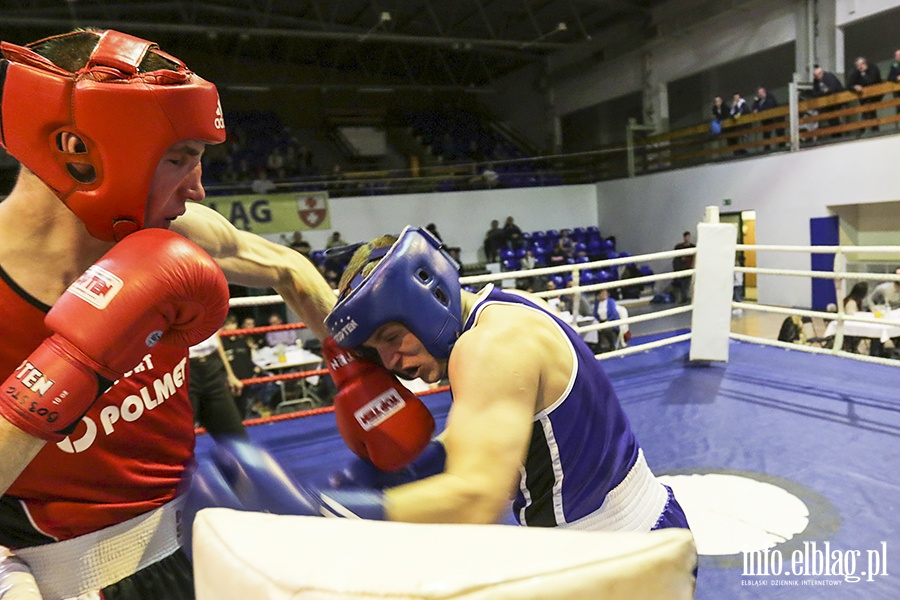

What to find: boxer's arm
left=0, top=423, right=45, bottom=495
left=385, top=316, right=542, bottom=524
left=173, top=204, right=336, bottom=340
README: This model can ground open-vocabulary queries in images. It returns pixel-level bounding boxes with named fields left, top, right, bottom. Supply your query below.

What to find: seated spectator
left=481, top=163, right=499, bottom=188
left=543, top=278, right=563, bottom=312
left=867, top=267, right=900, bottom=310
left=548, top=239, right=572, bottom=265
left=559, top=280, right=592, bottom=317
left=239, top=316, right=265, bottom=350
left=841, top=282, right=868, bottom=353
left=520, top=249, right=537, bottom=271
left=266, top=147, right=286, bottom=179
left=558, top=229, right=575, bottom=255
left=265, top=313, right=300, bottom=348
left=593, top=288, right=629, bottom=353
left=866, top=266, right=900, bottom=357
left=250, top=167, right=277, bottom=194
left=617, top=262, right=643, bottom=299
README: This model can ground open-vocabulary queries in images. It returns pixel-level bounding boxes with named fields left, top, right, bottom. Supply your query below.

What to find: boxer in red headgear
left=0, top=29, right=225, bottom=241
left=0, top=29, right=338, bottom=598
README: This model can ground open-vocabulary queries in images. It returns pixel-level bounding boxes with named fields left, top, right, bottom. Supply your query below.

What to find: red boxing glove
left=323, top=337, right=435, bottom=472
left=0, top=229, right=229, bottom=441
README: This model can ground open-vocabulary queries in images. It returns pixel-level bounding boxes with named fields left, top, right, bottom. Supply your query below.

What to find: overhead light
left=520, top=21, right=568, bottom=49
left=359, top=11, right=393, bottom=42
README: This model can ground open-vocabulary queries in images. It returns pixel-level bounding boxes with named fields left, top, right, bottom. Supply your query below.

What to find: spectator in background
left=287, top=231, right=312, bottom=258
left=240, top=316, right=266, bottom=350
left=812, top=65, right=846, bottom=134
left=298, top=145, right=314, bottom=174
left=559, top=279, right=592, bottom=318
left=592, top=288, right=629, bottom=353
left=266, top=147, right=286, bottom=179
left=425, top=223, right=443, bottom=242
left=839, top=282, right=868, bottom=353
left=326, top=231, right=348, bottom=249
left=483, top=219, right=504, bottom=262
left=219, top=313, right=266, bottom=419
left=520, top=249, right=537, bottom=271
left=866, top=267, right=900, bottom=357
left=868, top=266, right=900, bottom=310
left=558, top=229, right=576, bottom=256
left=887, top=49, right=900, bottom=115
left=618, top=262, right=644, bottom=300
left=672, top=231, right=695, bottom=303
left=729, top=92, right=751, bottom=154
left=265, top=313, right=300, bottom=348
left=502, top=216, right=524, bottom=250
left=250, top=166, right=276, bottom=194
left=711, top=95, right=728, bottom=135
left=481, top=163, right=499, bottom=188
left=188, top=330, right=247, bottom=441
left=752, top=87, right=780, bottom=150
left=548, top=238, right=571, bottom=266
left=847, top=56, right=882, bottom=133
left=543, top=278, right=563, bottom=312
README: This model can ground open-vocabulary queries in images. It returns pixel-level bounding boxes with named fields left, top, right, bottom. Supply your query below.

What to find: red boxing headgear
left=0, top=30, right=226, bottom=241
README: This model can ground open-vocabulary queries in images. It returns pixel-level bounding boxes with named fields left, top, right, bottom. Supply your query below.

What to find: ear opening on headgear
left=416, top=268, right=431, bottom=283
left=56, top=132, right=96, bottom=183
left=65, top=163, right=97, bottom=184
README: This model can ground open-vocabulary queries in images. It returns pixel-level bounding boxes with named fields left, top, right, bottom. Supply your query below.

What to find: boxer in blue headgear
left=327, top=226, right=462, bottom=360
left=319, top=226, right=692, bottom=544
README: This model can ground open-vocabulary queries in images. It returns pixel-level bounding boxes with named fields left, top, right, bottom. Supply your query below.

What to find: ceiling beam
left=1, top=16, right=568, bottom=52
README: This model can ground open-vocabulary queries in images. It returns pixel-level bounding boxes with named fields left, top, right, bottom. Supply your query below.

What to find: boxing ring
left=197, top=209, right=899, bottom=599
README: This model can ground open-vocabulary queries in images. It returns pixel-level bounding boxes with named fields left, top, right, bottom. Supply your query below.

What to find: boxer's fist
left=0, top=230, right=229, bottom=441
left=180, top=437, right=385, bottom=559
left=322, top=337, right=434, bottom=472
left=329, top=440, right=446, bottom=490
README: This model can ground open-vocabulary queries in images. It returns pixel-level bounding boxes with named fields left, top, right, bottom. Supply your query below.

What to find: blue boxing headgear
left=326, top=226, right=462, bottom=359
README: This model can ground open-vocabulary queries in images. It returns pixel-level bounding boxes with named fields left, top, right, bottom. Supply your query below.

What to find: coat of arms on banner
left=296, top=194, right=329, bottom=228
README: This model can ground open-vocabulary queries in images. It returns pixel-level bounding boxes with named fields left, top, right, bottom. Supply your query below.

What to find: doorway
left=720, top=210, right=757, bottom=301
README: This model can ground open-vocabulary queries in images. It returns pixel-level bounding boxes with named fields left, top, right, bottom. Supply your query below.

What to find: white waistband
left=16, top=496, right=185, bottom=600
left=558, top=448, right=668, bottom=532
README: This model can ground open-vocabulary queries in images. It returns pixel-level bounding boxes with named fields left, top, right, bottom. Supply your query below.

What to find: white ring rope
left=225, top=234, right=900, bottom=366
left=226, top=248, right=697, bottom=359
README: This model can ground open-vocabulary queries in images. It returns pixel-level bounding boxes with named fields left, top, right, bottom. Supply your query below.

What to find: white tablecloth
left=824, top=309, right=900, bottom=342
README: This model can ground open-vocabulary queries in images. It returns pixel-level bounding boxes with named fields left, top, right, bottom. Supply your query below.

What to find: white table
left=254, top=346, right=323, bottom=372
left=824, top=309, right=900, bottom=343
left=252, top=346, right=324, bottom=409
left=559, top=306, right=630, bottom=347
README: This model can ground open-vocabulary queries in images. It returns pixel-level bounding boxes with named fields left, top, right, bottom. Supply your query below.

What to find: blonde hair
left=337, top=234, right=398, bottom=296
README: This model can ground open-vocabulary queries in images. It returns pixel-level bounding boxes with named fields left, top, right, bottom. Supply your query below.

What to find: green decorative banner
left=202, top=191, right=331, bottom=233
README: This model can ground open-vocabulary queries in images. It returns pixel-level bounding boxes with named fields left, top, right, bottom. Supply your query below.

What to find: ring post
left=690, top=206, right=737, bottom=362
